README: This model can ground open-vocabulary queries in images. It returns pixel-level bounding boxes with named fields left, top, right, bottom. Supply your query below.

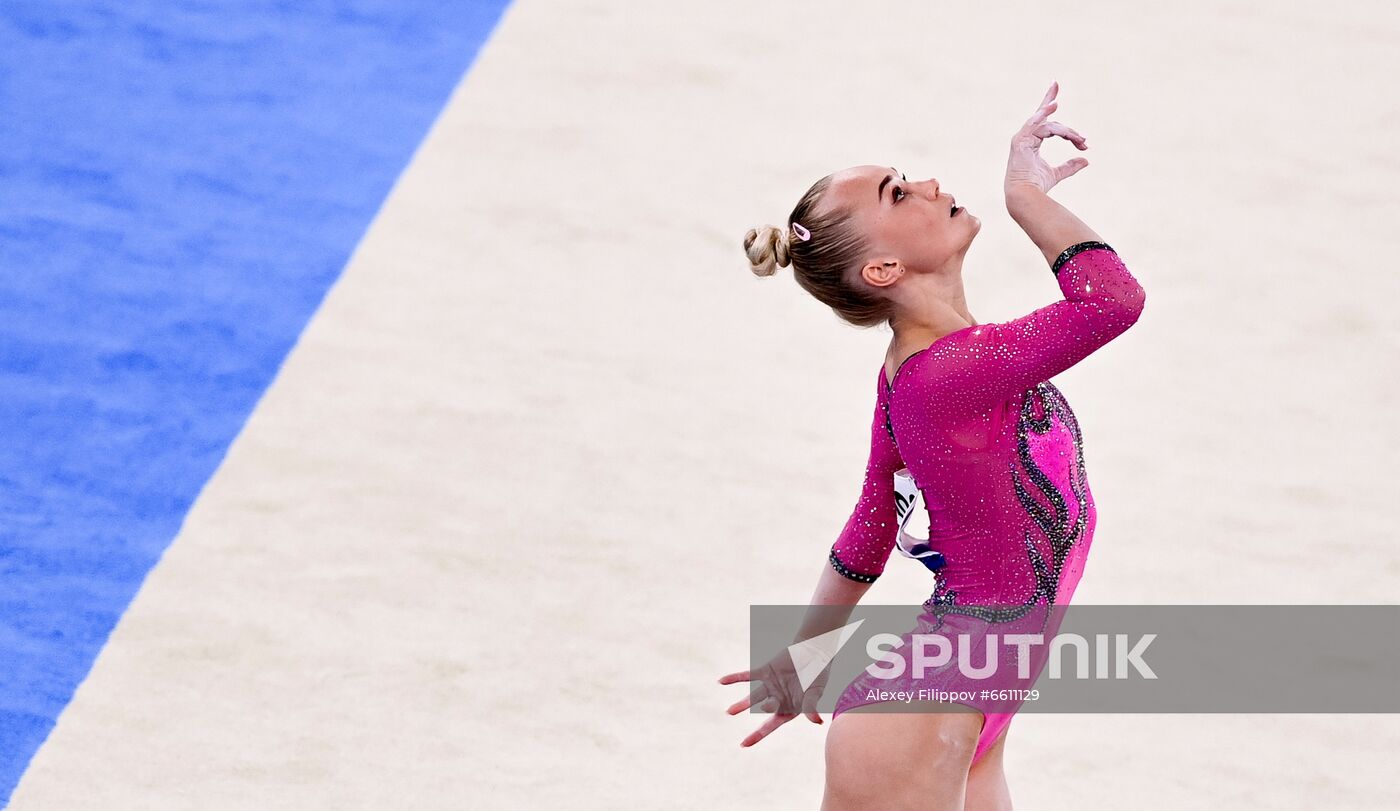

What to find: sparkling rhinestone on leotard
left=826, top=241, right=1145, bottom=765
left=827, top=241, right=1143, bottom=604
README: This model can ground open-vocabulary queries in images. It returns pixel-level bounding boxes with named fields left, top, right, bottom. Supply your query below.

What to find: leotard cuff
left=828, top=548, right=879, bottom=583
left=1051, top=240, right=1116, bottom=277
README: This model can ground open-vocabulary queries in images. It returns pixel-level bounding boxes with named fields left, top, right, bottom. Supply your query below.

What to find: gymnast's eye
left=893, top=186, right=905, bottom=202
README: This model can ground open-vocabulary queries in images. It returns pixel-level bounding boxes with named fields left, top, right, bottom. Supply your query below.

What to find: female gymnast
left=718, top=82, right=1146, bottom=810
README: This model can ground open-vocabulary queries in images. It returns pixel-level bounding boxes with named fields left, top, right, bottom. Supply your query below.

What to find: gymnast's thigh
left=823, top=701, right=983, bottom=809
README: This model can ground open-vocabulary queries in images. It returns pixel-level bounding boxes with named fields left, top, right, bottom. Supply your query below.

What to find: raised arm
left=914, top=82, right=1147, bottom=412
left=921, top=237, right=1145, bottom=414
left=827, top=373, right=905, bottom=584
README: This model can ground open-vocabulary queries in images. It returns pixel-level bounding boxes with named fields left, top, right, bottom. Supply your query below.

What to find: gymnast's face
left=821, top=164, right=980, bottom=286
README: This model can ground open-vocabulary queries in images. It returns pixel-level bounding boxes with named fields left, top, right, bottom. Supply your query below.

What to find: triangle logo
left=787, top=619, right=866, bottom=690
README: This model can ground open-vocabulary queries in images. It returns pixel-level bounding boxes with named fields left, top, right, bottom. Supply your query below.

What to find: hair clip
left=790, top=222, right=811, bottom=242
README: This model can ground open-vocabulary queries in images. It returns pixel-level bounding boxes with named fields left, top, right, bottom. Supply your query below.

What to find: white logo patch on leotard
left=893, top=468, right=942, bottom=571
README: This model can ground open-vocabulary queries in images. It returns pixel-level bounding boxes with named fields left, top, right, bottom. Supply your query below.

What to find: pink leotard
left=827, top=241, right=1146, bottom=763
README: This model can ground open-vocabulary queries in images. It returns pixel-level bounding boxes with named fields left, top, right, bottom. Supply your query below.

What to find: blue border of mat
left=0, top=2, right=511, bottom=803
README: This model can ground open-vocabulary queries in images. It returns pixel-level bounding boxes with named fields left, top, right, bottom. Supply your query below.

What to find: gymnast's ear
left=860, top=258, right=903, bottom=289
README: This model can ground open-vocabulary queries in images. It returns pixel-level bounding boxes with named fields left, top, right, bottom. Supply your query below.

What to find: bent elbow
left=1098, top=279, right=1145, bottom=334
left=1119, top=281, right=1146, bottom=326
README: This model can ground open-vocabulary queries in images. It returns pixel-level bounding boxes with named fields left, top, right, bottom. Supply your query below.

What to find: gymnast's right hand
left=1003, top=80, right=1091, bottom=198
left=718, top=652, right=827, bottom=747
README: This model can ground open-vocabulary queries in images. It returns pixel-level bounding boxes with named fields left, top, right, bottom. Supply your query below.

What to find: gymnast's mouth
left=949, top=205, right=963, bottom=217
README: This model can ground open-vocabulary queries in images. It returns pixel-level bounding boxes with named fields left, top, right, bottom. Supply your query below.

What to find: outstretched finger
left=1053, top=157, right=1090, bottom=184
left=717, top=670, right=751, bottom=685
left=801, top=689, right=825, bottom=724
left=741, top=712, right=797, bottom=748
left=1037, top=80, right=1058, bottom=109
left=728, top=680, right=771, bottom=715
left=1025, top=99, right=1057, bottom=131
left=1037, top=121, right=1088, bottom=149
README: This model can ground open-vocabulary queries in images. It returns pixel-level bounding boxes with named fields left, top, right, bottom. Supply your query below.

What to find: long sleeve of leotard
left=827, top=376, right=905, bottom=583
left=928, top=241, right=1146, bottom=415
left=824, top=241, right=1144, bottom=584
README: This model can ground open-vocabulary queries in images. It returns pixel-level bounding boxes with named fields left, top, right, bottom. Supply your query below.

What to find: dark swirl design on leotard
left=830, top=245, right=1142, bottom=765
left=921, top=381, right=1089, bottom=625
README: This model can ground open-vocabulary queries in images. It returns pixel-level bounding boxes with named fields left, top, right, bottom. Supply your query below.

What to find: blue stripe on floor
left=0, top=2, right=512, bottom=803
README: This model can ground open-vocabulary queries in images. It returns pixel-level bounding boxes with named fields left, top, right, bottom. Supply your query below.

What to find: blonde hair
left=742, top=174, right=893, bottom=328
left=742, top=225, right=792, bottom=278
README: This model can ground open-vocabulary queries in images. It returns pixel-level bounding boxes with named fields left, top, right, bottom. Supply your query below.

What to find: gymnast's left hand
left=719, top=652, right=827, bottom=747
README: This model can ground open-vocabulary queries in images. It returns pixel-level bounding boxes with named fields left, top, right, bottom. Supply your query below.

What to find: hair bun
left=743, top=225, right=792, bottom=278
